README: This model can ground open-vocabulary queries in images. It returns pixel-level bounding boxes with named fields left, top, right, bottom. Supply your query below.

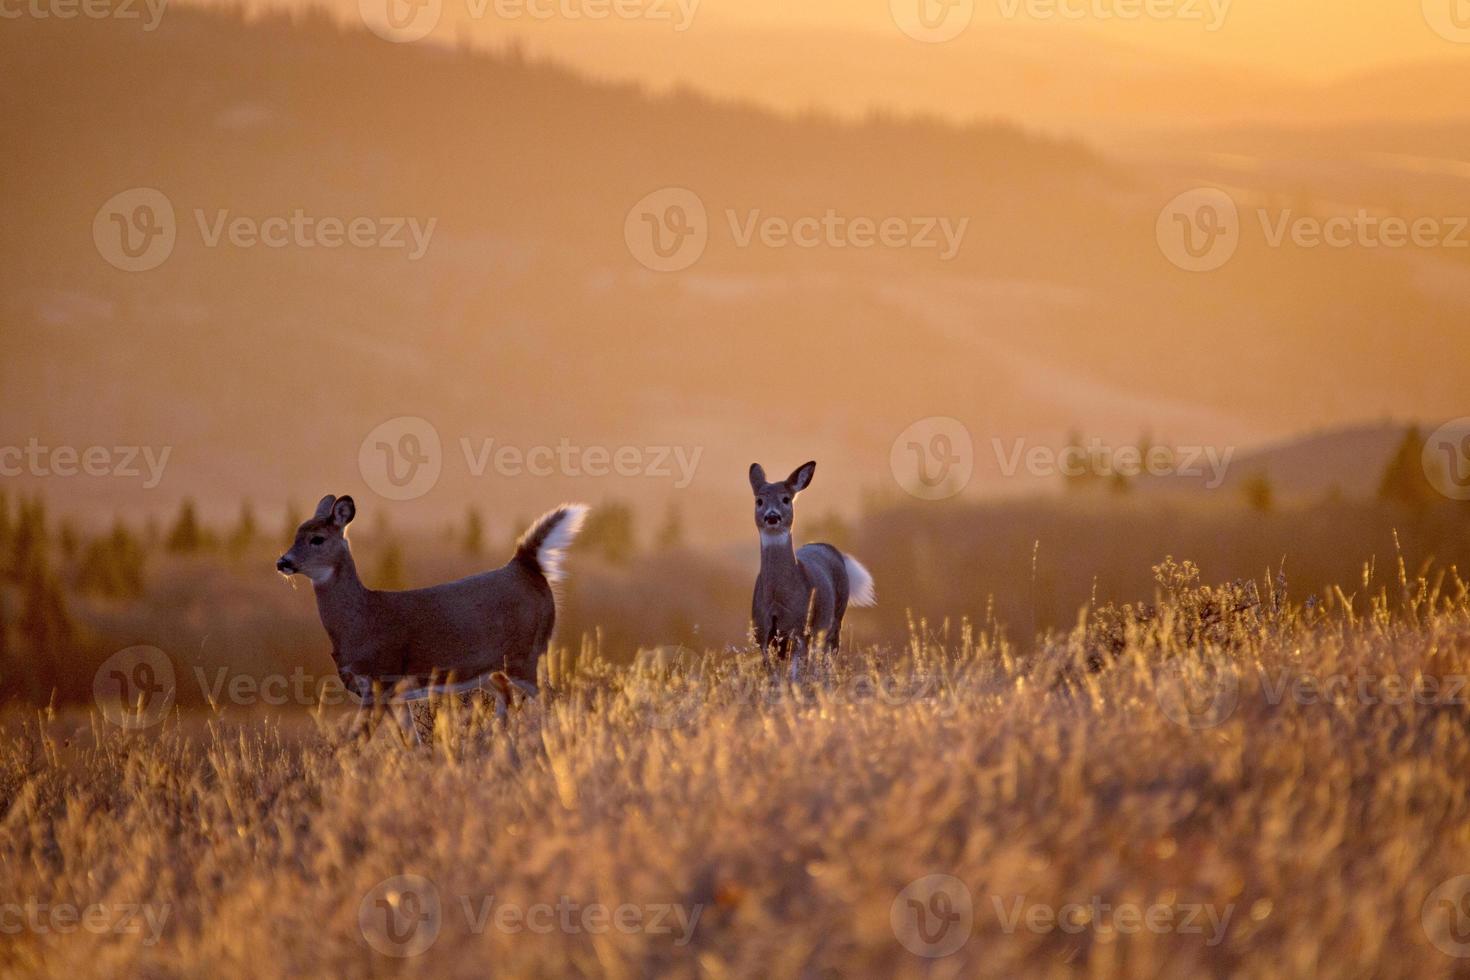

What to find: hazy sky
left=206, top=0, right=1470, bottom=86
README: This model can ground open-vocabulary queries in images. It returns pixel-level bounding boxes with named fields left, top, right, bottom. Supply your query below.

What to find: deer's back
left=371, top=562, right=555, bottom=679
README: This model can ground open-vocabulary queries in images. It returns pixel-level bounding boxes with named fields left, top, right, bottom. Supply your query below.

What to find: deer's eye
left=781, top=496, right=791, bottom=505
left=310, top=535, right=325, bottom=546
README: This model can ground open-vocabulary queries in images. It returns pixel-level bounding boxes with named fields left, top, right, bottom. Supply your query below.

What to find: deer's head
left=277, top=494, right=356, bottom=584
left=748, top=461, right=815, bottom=538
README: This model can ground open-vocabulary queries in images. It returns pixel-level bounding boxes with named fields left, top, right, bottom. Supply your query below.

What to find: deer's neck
left=758, top=531, right=803, bottom=588
left=311, top=553, right=372, bottom=661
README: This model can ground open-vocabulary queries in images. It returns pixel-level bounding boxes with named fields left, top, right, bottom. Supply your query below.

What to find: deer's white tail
left=844, top=554, right=877, bottom=607
left=514, top=504, right=589, bottom=584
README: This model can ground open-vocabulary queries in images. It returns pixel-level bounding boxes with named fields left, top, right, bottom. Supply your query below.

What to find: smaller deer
left=749, top=461, right=875, bottom=677
left=276, top=494, right=588, bottom=715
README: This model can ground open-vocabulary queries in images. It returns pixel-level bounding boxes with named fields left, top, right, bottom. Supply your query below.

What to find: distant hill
left=1140, top=421, right=1421, bottom=501
left=3, top=6, right=1468, bottom=538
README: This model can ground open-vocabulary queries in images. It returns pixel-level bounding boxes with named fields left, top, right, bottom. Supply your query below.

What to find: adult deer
left=277, top=494, right=587, bottom=715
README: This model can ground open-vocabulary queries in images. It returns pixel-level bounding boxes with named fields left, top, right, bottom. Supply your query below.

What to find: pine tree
left=1243, top=472, right=1274, bottom=513
left=167, top=498, right=205, bottom=553
left=653, top=503, right=685, bottom=552
left=282, top=501, right=304, bottom=544
left=375, top=541, right=407, bottom=590
left=0, top=491, right=11, bottom=574
left=228, top=501, right=258, bottom=558
left=463, top=507, right=485, bottom=556
left=1379, top=426, right=1435, bottom=509
left=579, top=502, right=636, bottom=564
left=10, top=498, right=47, bottom=582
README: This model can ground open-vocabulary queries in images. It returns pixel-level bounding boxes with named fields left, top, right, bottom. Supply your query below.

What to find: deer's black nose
left=276, top=557, right=296, bottom=574
left=763, top=513, right=781, bottom=526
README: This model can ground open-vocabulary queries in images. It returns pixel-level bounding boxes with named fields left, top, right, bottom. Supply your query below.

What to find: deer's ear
left=748, top=464, right=767, bottom=493
left=332, top=495, right=356, bottom=528
left=314, top=494, right=337, bottom=520
left=786, top=461, right=816, bottom=494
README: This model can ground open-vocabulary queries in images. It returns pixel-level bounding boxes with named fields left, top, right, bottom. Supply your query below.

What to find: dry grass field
left=3, top=560, right=1469, bottom=978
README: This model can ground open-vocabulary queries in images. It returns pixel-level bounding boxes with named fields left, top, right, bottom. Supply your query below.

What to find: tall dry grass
left=2, top=561, right=1469, bottom=978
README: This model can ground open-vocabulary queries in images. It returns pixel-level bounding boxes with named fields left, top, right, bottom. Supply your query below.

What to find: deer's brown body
left=278, top=495, right=587, bottom=701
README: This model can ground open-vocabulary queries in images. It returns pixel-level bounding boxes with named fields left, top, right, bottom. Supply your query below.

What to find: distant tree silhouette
left=1243, top=472, right=1274, bottom=513
left=282, top=501, right=304, bottom=543
left=167, top=499, right=206, bottom=552
left=0, top=492, right=11, bottom=569
left=1379, top=426, right=1436, bottom=509
left=375, top=541, right=407, bottom=590
left=463, top=507, right=485, bottom=556
left=18, top=555, right=75, bottom=700
left=9, top=498, right=48, bottom=582
left=76, top=520, right=146, bottom=599
left=228, top=502, right=258, bottom=558
left=58, top=521, right=80, bottom=562
left=580, top=502, right=636, bottom=564
left=653, top=503, right=685, bottom=552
